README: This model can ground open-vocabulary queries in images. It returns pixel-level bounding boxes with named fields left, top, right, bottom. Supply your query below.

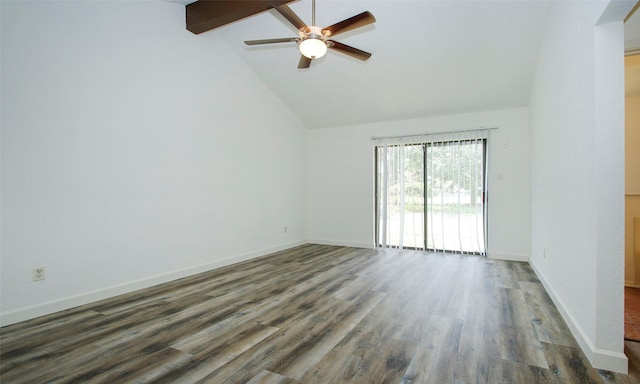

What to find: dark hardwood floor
left=0, top=244, right=637, bottom=383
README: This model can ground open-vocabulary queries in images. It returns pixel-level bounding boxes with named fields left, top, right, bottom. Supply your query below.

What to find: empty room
left=1, top=0, right=639, bottom=383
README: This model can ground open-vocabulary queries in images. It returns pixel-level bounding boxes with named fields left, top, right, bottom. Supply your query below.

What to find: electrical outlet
left=33, top=267, right=45, bottom=281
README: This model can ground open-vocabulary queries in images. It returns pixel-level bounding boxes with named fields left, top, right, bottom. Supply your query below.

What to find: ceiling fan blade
left=298, top=55, right=312, bottom=69
left=321, top=11, right=375, bottom=37
left=269, top=1, right=309, bottom=32
left=244, top=37, right=298, bottom=45
left=327, top=40, right=372, bottom=61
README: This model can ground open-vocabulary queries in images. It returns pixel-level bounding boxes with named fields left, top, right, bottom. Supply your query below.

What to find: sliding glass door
left=375, top=134, right=487, bottom=255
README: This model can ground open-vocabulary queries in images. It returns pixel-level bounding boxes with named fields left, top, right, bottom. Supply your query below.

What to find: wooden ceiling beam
left=186, top=0, right=297, bottom=35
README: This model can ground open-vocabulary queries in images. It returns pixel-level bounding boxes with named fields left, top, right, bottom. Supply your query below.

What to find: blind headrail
left=370, top=126, right=498, bottom=141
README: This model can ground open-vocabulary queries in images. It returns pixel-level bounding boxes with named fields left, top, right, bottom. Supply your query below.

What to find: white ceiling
left=198, top=0, right=640, bottom=129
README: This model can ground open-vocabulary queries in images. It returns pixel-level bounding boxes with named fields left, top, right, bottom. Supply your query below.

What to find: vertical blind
left=374, top=129, right=490, bottom=256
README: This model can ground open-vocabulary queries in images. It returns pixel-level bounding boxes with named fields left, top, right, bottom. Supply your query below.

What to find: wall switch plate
left=33, top=267, right=45, bottom=281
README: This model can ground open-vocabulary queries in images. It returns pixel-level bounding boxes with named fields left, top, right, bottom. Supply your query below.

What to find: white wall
left=0, top=1, right=307, bottom=325
left=529, top=0, right=627, bottom=373
left=307, top=107, right=531, bottom=261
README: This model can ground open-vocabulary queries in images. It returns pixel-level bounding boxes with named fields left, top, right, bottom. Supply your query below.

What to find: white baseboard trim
left=487, top=251, right=529, bottom=262
left=0, top=240, right=306, bottom=327
left=529, top=260, right=628, bottom=374
left=306, top=239, right=374, bottom=249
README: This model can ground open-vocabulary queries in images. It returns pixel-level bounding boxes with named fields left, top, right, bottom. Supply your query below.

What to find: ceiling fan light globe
left=300, top=38, right=327, bottom=59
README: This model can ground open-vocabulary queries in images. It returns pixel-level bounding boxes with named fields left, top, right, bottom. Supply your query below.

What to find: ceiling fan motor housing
left=299, top=26, right=326, bottom=42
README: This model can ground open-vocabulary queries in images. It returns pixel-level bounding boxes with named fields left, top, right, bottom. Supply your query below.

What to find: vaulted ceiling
left=184, top=0, right=640, bottom=129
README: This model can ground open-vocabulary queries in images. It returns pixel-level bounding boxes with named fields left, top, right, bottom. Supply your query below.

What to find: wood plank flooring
left=626, top=287, right=640, bottom=342
left=0, top=244, right=638, bottom=383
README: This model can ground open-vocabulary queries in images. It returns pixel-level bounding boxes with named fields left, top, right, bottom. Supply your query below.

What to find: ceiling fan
left=244, top=0, right=376, bottom=69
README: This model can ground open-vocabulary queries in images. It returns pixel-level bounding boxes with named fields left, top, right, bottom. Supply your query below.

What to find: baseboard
left=487, top=251, right=529, bottom=262
left=0, top=240, right=306, bottom=327
left=625, top=281, right=640, bottom=288
left=306, top=239, right=374, bottom=249
left=529, top=260, right=628, bottom=374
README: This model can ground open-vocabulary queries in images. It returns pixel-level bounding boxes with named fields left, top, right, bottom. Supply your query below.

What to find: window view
left=376, top=138, right=487, bottom=255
